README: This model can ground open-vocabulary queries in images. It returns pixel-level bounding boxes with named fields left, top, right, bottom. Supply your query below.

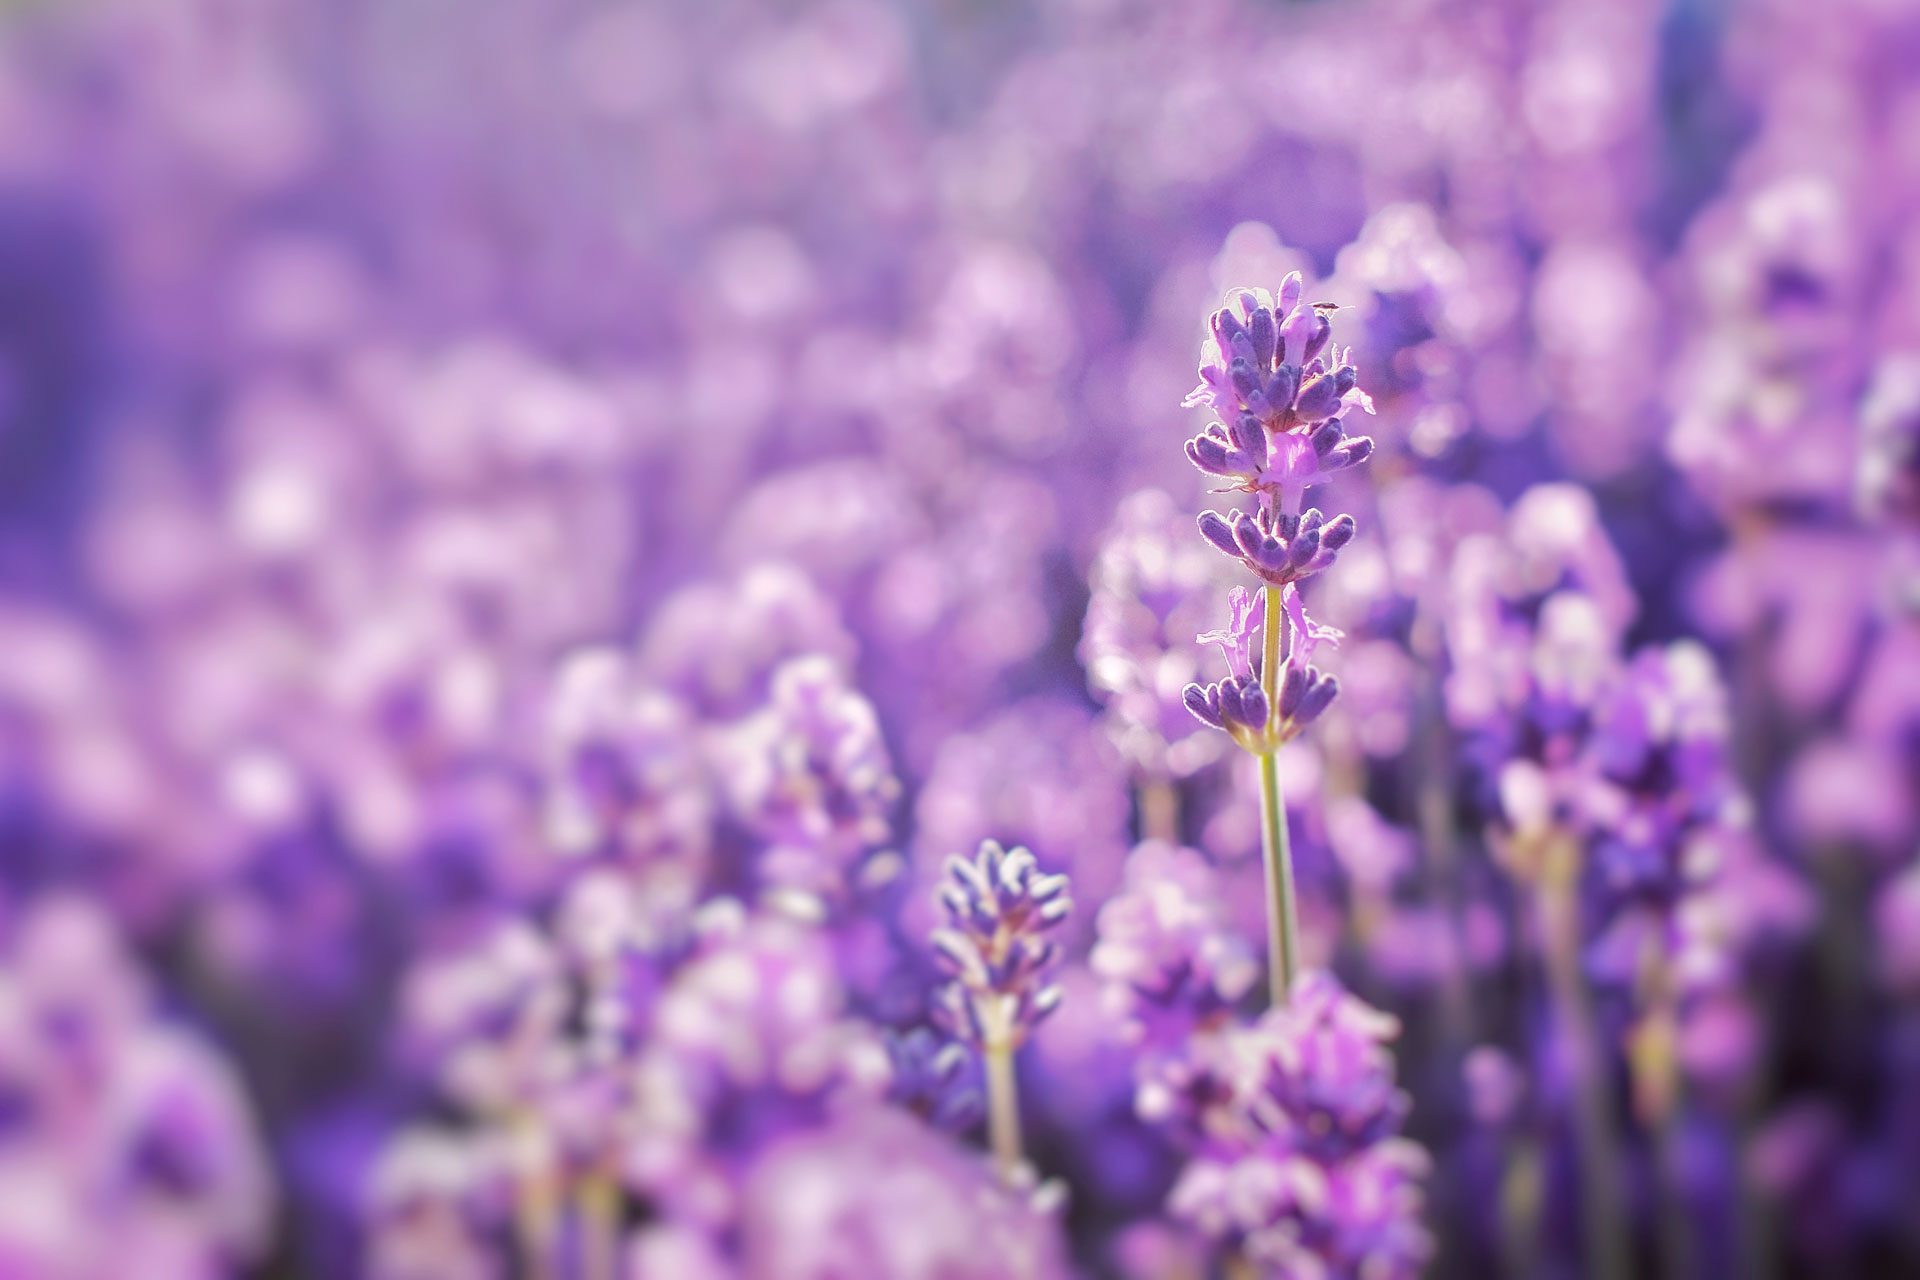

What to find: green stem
left=1411, top=610, right=1474, bottom=1045
left=1656, top=1107, right=1695, bottom=1280
left=1500, top=1137, right=1545, bottom=1280
left=1634, top=964, right=1693, bottom=1280
left=1259, top=583, right=1299, bottom=1007
left=509, top=1111, right=560, bottom=1280
left=1536, top=857, right=1628, bottom=1280
left=1738, top=1123, right=1780, bottom=1280
left=578, top=1167, right=619, bottom=1280
left=1141, top=777, right=1180, bottom=843
left=985, top=1038, right=1023, bottom=1183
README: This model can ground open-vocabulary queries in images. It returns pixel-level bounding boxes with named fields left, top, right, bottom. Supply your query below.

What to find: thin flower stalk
left=1533, top=832, right=1629, bottom=1280
left=1180, top=272, right=1373, bottom=1008
left=510, top=1110, right=562, bottom=1280
left=1259, top=583, right=1300, bottom=1002
left=578, top=1167, right=620, bottom=1280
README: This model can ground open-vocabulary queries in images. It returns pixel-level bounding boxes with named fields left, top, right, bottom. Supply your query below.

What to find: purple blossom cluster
left=0, top=0, right=1914, bottom=1275
left=1165, top=975, right=1431, bottom=1280
left=0, top=898, right=273, bottom=1277
left=931, top=840, right=1072, bottom=1053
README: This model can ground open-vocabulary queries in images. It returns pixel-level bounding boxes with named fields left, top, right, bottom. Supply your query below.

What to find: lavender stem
left=1223, top=1249, right=1259, bottom=1280
left=1635, top=968, right=1694, bottom=1280
left=1536, top=844, right=1628, bottom=1280
left=510, top=1112, right=560, bottom=1280
left=985, top=1037, right=1023, bottom=1183
left=578, top=1167, right=619, bottom=1280
left=1259, top=583, right=1300, bottom=1007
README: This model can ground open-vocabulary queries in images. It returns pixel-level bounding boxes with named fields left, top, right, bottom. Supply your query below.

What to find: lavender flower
left=885, top=1026, right=984, bottom=1132
left=1196, top=505, right=1359, bottom=588
left=1169, top=1141, right=1433, bottom=1280
left=0, top=897, right=275, bottom=1277
left=1091, top=841, right=1258, bottom=1053
left=1165, top=972, right=1431, bottom=1280
left=1184, top=275, right=1377, bottom=510
left=721, top=654, right=902, bottom=903
left=1177, top=271, right=1375, bottom=1011
left=930, top=839, right=1071, bottom=1183
left=1082, top=489, right=1240, bottom=782
left=539, top=647, right=713, bottom=937
left=1237, top=973, right=1414, bottom=1161
left=739, top=1108, right=1072, bottom=1280
left=930, top=840, right=1072, bottom=1053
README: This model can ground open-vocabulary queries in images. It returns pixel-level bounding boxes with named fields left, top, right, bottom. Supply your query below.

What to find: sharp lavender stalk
left=1180, top=272, right=1374, bottom=1006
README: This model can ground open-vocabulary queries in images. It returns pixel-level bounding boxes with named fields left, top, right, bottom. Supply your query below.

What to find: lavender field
left=0, top=0, right=1915, bottom=1276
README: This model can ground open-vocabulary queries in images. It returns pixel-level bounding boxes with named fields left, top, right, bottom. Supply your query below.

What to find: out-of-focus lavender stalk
left=578, top=1167, right=619, bottom=1280
left=1533, top=832, right=1629, bottom=1280
left=1630, top=958, right=1695, bottom=1280
left=1411, top=620, right=1476, bottom=1046
left=509, top=1110, right=561, bottom=1280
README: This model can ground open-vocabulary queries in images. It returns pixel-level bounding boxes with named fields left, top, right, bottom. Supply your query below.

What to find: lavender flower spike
left=1181, top=275, right=1370, bottom=1008
left=1184, top=273, right=1376, bottom=508
left=931, top=839, right=1072, bottom=1050
left=1196, top=505, right=1357, bottom=586
left=1183, top=587, right=1342, bottom=754
left=931, top=839, right=1071, bottom=1181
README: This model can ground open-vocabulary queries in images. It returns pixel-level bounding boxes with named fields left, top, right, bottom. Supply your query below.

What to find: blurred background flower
left=0, top=0, right=1914, bottom=1275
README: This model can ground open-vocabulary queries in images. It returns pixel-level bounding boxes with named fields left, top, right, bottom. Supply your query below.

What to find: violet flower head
left=930, top=840, right=1071, bottom=1052
left=0, top=897, right=276, bottom=1277
left=1240, top=971, right=1413, bottom=1162
left=1574, top=641, right=1759, bottom=994
left=739, top=1107, right=1072, bottom=1280
left=1081, top=489, right=1239, bottom=780
left=723, top=654, right=902, bottom=902
left=540, top=647, right=713, bottom=936
left=1196, top=504, right=1358, bottom=587
left=1167, top=971, right=1429, bottom=1279
left=1169, top=1142, right=1433, bottom=1280
left=1182, top=584, right=1271, bottom=746
left=1090, top=842, right=1258, bottom=1053
left=1183, top=586, right=1342, bottom=753
left=1184, top=274, right=1376, bottom=507
left=884, top=1026, right=984, bottom=1132
left=363, top=1126, right=514, bottom=1279
left=1857, top=353, right=1920, bottom=526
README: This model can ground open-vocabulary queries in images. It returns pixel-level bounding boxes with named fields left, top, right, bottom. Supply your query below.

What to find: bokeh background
left=0, top=0, right=1916, bottom=1276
